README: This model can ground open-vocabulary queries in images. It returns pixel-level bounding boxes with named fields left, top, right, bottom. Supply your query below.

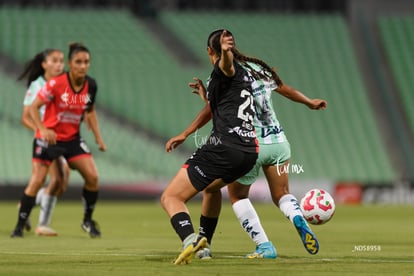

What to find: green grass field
left=0, top=201, right=413, bottom=275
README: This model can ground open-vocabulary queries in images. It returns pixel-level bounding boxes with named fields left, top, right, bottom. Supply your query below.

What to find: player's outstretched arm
left=165, top=104, right=211, bottom=153
left=219, top=30, right=235, bottom=77
left=275, top=84, right=327, bottom=110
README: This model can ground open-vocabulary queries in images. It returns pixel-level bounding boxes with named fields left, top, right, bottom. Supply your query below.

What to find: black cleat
left=24, top=218, right=32, bottom=232
left=11, top=227, right=24, bottom=238
left=81, top=220, right=101, bottom=238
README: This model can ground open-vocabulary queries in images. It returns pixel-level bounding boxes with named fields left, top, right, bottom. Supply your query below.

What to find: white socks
left=278, top=194, right=302, bottom=223
left=35, top=187, right=45, bottom=205
left=38, top=193, right=58, bottom=226
left=232, top=198, right=269, bottom=245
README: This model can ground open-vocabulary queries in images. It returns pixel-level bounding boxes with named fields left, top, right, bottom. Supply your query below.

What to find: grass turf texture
left=0, top=201, right=413, bottom=275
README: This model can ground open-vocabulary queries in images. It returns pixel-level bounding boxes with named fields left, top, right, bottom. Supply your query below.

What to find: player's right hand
left=40, top=128, right=57, bottom=145
left=220, top=30, right=234, bottom=52
left=189, top=77, right=207, bottom=103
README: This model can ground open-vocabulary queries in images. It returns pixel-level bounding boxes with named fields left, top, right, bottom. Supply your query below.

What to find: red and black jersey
left=206, top=61, right=257, bottom=153
left=35, top=73, right=97, bottom=141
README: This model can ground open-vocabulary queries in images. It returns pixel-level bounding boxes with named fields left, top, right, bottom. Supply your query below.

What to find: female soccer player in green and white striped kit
left=18, top=48, right=70, bottom=236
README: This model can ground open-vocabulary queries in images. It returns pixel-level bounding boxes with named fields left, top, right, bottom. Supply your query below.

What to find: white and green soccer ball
left=300, top=189, right=335, bottom=225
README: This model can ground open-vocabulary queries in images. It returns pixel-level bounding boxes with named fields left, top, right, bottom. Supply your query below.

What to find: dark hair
left=68, top=42, right=90, bottom=60
left=18, top=48, right=61, bottom=87
left=207, top=29, right=283, bottom=86
left=232, top=47, right=283, bottom=86
left=207, top=29, right=234, bottom=56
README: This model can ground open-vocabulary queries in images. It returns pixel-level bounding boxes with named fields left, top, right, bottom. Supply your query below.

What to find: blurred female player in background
left=18, top=48, right=69, bottom=236
left=161, top=30, right=258, bottom=265
left=167, top=29, right=327, bottom=259
left=11, top=43, right=106, bottom=238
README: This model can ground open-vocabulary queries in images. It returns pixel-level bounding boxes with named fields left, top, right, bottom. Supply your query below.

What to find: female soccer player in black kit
left=161, top=30, right=258, bottom=265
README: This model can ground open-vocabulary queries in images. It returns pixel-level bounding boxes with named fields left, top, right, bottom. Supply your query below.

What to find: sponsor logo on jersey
left=61, top=90, right=69, bottom=104
left=228, top=126, right=256, bottom=138
left=57, top=111, right=82, bottom=124
left=61, top=90, right=92, bottom=106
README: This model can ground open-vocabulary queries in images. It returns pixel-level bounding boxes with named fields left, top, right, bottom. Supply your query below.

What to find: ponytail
left=18, top=49, right=56, bottom=87
left=232, top=47, right=283, bottom=86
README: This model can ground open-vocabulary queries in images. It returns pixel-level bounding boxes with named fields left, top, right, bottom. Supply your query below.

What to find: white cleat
left=35, top=226, right=58, bottom=236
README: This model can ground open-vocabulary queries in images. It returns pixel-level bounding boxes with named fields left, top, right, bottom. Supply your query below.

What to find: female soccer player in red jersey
left=11, top=43, right=106, bottom=238
left=161, top=30, right=258, bottom=265
left=19, top=48, right=69, bottom=236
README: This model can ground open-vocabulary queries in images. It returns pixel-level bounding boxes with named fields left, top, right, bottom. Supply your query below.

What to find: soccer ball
left=300, top=189, right=335, bottom=225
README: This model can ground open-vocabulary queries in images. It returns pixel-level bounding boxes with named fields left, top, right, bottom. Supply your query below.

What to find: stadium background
left=0, top=0, right=413, bottom=204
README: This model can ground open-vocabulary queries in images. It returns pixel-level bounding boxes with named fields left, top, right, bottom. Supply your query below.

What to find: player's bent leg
left=263, top=164, right=319, bottom=254
left=56, top=156, right=70, bottom=196
left=161, top=169, right=204, bottom=265
left=12, top=162, right=49, bottom=238
left=227, top=183, right=277, bottom=258
left=195, top=189, right=221, bottom=259
left=160, top=168, right=198, bottom=217
left=36, top=160, right=62, bottom=236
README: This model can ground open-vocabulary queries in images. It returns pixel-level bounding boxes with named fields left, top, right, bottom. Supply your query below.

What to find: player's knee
left=88, top=172, right=99, bottom=185
left=160, top=192, right=169, bottom=210
left=160, top=191, right=177, bottom=211
left=47, top=177, right=64, bottom=196
left=29, top=174, right=47, bottom=190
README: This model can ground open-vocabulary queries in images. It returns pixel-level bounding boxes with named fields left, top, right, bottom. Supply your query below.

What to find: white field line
left=0, top=251, right=413, bottom=263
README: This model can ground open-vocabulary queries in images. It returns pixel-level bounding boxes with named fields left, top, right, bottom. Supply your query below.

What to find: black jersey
left=206, top=61, right=257, bottom=153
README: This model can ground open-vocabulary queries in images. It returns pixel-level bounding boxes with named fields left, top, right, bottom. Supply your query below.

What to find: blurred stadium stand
left=0, top=0, right=413, bottom=202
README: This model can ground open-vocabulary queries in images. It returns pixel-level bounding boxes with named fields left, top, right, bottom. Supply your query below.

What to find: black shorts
left=184, top=143, right=258, bottom=191
left=32, top=136, right=91, bottom=164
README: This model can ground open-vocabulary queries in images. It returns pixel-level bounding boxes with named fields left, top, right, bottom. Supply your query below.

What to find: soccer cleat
left=174, top=234, right=208, bottom=265
left=35, top=225, right=58, bottom=236
left=81, top=220, right=101, bottom=238
left=246, top=241, right=277, bottom=259
left=195, top=246, right=212, bottom=259
left=293, top=215, right=319, bottom=254
left=17, top=202, right=32, bottom=232
left=24, top=218, right=32, bottom=232
left=11, top=227, right=24, bottom=238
